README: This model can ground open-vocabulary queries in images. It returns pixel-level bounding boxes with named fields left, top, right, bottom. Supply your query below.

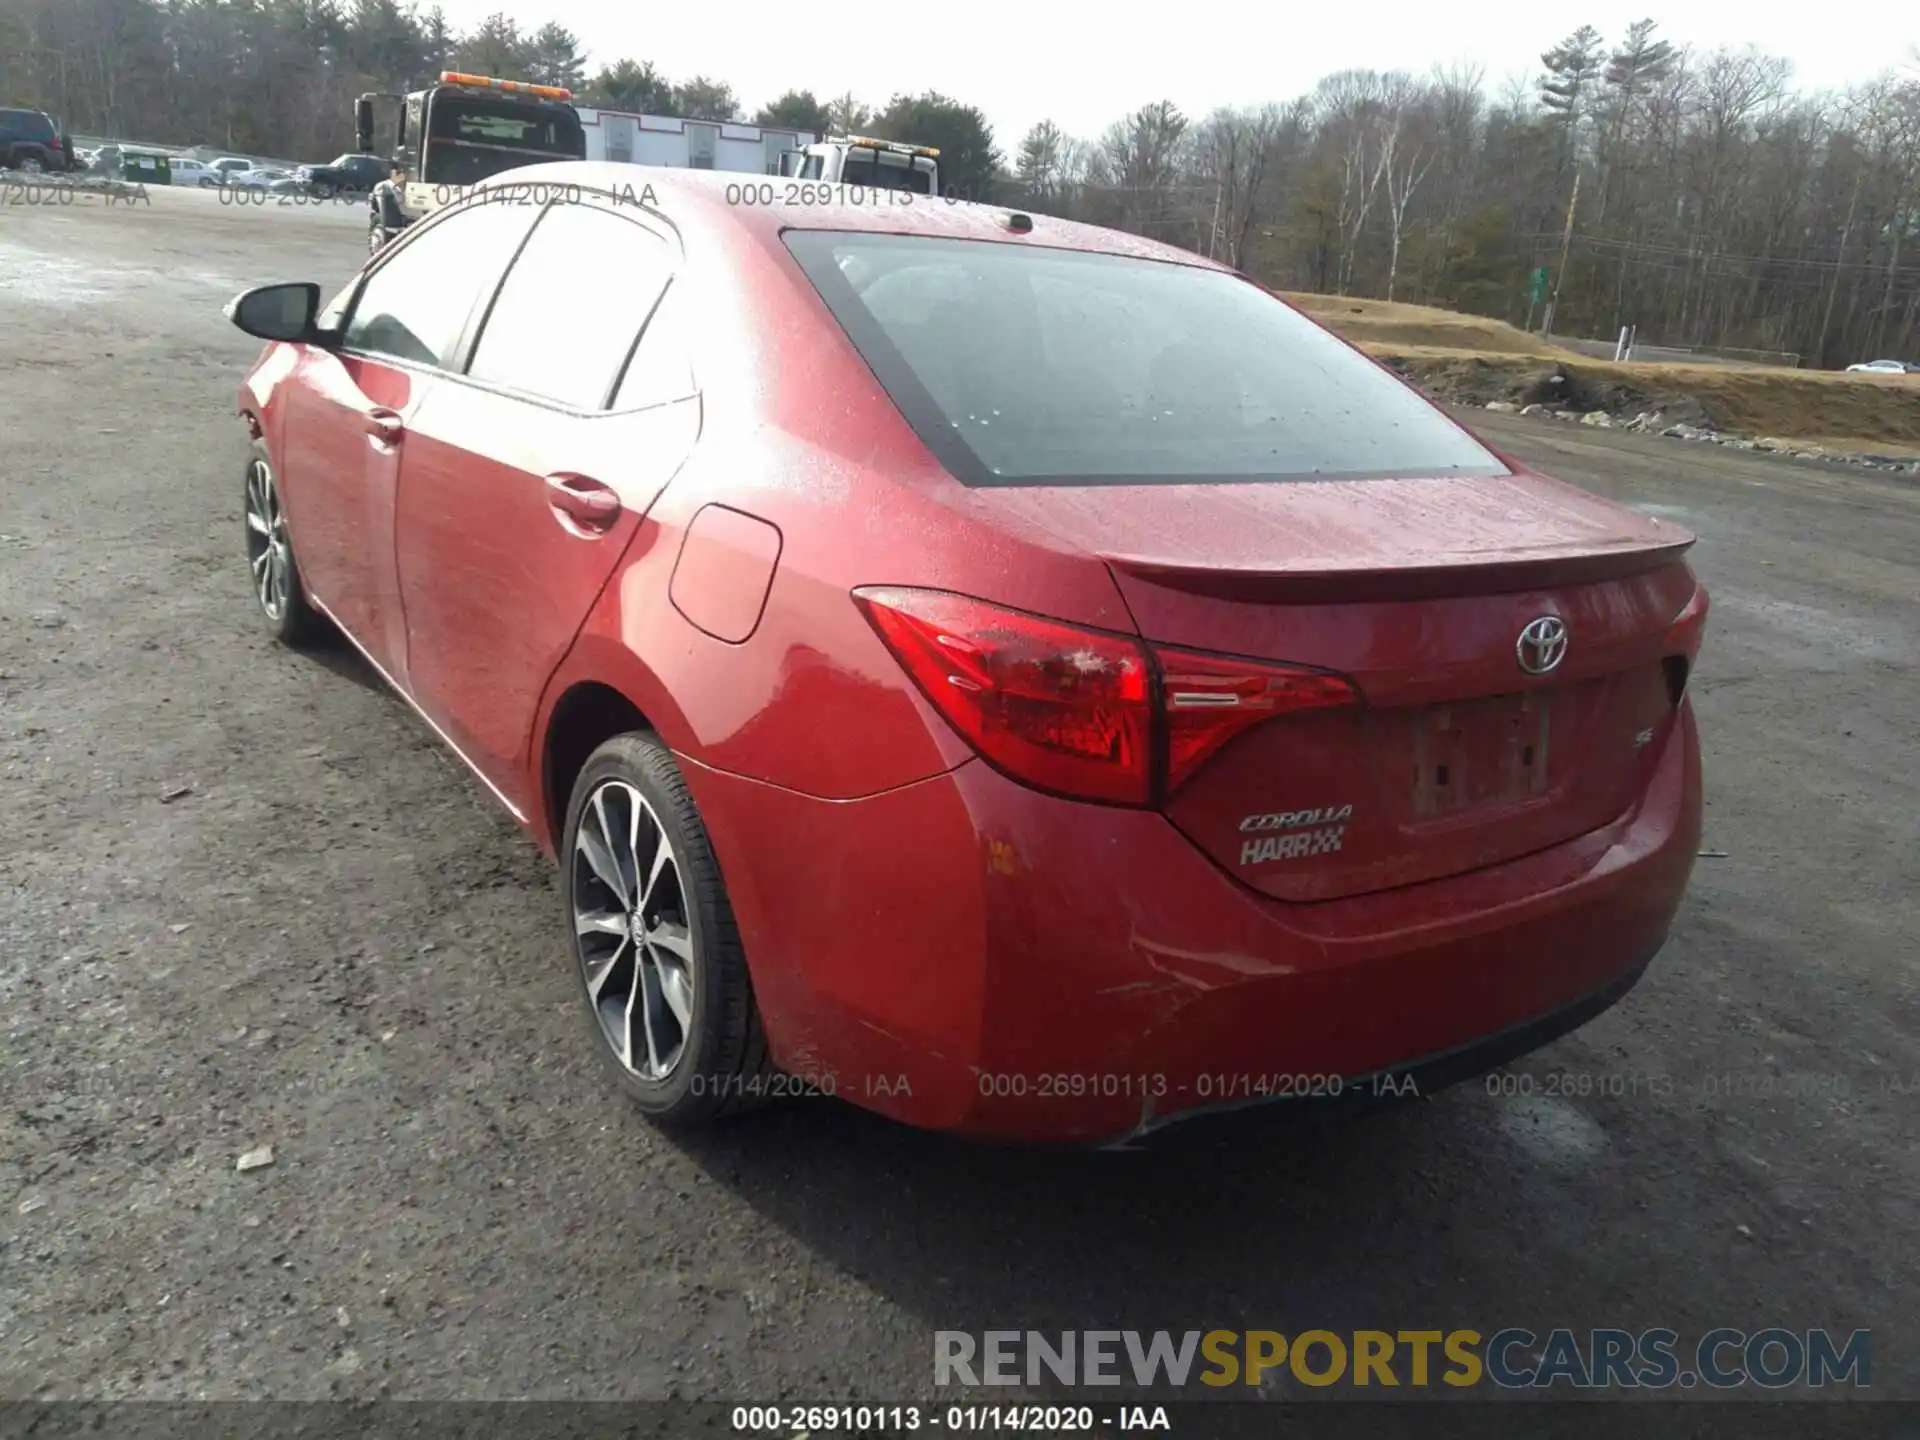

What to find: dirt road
left=2, top=188, right=1915, bottom=1403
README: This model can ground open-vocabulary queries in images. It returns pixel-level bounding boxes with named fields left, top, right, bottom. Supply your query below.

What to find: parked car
left=223, top=165, right=1709, bottom=1146
left=296, top=152, right=390, bottom=197
left=0, top=107, right=76, bottom=173
left=1845, top=359, right=1919, bottom=375
left=208, top=156, right=255, bottom=182
left=228, top=167, right=291, bottom=191
left=169, top=156, right=220, bottom=186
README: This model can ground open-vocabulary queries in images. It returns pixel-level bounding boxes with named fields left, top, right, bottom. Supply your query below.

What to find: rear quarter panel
left=547, top=205, right=1140, bottom=806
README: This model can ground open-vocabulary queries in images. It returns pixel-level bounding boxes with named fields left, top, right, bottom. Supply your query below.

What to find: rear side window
left=610, top=281, right=694, bottom=411
left=466, top=201, right=673, bottom=410
left=784, top=232, right=1509, bottom=487
left=3, top=110, right=55, bottom=138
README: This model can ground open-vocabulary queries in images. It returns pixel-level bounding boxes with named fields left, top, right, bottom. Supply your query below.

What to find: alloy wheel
left=571, top=780, right=696, bottom=1081
left=244, top=458, right=291, bottom=620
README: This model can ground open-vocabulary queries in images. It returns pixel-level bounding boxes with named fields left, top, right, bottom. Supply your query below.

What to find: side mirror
left=354, top=97, right=374, bottom=155
left=225, top=283, right=324, bottom=344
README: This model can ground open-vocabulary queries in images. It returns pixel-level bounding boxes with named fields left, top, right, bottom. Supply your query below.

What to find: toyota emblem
left=1516, top=616, right=1568, bottom=675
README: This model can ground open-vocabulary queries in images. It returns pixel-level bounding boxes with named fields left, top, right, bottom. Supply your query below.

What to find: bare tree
left=1378, top=75, right=1439, bottom=301
left=1191, top=104, right=1288, bottom=268
left=1097, top=100, right=1189, bottom=241
left=1314, top=69, right=1392, bottom=294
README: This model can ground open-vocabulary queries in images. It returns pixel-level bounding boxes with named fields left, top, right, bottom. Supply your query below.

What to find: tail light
left=1157, top=645, right=1357, bottom=791
left=854, top=587, right=1152, bottom=804
left=853, top=587, right=1357, bottom=806
left=1663, top=582, right=1709, bottom=705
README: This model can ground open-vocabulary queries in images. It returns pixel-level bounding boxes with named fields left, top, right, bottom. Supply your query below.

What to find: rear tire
left=563, top=732, right=773, bottom=1128
left=243, top=439, right=324, bottom=647
left=367, top=216, right=391, bottom=255
left=19, top=154, right=43, bottom=175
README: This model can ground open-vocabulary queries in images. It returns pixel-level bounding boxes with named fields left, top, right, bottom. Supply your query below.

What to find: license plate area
left=1410, top=691, right=1551, bottom=818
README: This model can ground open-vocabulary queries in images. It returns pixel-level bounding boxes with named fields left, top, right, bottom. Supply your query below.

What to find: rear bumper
left=1107, top=950, right=1655, bottom=1150
left=687, top=701, right=1702, bottom=1145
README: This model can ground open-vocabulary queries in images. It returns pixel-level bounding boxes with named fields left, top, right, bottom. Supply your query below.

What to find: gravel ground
left=1, top=185, right=1915, bottom=1406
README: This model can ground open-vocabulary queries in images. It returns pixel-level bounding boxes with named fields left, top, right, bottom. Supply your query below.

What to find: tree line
left=1012, top=28, right=1920, bottom=367
left=2, top=0, right=1913, bottom=365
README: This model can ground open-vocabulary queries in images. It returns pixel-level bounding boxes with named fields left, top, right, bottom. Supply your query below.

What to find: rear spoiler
left=1107, top=538, right=1697, bottom=605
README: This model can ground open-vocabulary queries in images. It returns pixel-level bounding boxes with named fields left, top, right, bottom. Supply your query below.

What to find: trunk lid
left=983, top=472, right=1704, bottom=902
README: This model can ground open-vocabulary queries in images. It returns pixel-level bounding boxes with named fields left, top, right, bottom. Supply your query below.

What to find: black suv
left=0, top=108, right=75, bottom=173
left=295, top=152, right=390, bottom=197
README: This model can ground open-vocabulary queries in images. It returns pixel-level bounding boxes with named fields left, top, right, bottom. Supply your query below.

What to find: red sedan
left=226, top=166, right=1706, bottom=1145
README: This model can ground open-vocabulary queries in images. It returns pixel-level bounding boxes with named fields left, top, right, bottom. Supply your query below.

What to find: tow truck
left=777, top=134, right=941, bottom=196
left=358, top=70, right=586, bottom=254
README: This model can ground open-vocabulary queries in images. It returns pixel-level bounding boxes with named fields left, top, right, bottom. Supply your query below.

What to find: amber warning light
left=439, top=71, right=574, bottom=100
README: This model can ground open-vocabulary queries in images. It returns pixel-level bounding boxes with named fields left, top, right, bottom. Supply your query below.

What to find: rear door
left=393, top=194, right=699, bottom=805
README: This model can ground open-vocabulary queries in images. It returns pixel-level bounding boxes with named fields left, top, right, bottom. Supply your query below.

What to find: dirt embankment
left=1284, top=292, right=1577, bottom=360
left=1287, top=291, right=1920, bottom=459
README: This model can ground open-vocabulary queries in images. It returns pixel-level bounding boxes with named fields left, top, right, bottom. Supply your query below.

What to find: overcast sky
left=441, top=0, right=1918, bottom=145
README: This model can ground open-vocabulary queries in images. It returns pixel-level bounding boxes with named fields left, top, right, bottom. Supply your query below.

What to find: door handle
left=545, top=473, right=623, bottom=536
left=364, top=409, right=404, bottom=445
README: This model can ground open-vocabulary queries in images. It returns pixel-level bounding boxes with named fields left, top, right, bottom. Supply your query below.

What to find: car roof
left=469, top=162, right=1235, bottom=274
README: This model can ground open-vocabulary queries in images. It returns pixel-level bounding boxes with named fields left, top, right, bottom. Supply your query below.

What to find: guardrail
left=1557, top=336, right=1802, bottom=370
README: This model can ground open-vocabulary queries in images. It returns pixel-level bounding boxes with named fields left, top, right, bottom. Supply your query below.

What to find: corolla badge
left=1516, top=616, right=1568, bottom=676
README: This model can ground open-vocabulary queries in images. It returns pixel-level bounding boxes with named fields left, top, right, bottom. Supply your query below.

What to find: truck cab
left=778, top=134, right=940, bottom=196
left=361, top=71, right=587, bottom=253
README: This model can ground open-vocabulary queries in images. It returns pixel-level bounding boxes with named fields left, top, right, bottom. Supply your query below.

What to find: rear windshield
left=427, top=98, right=583, bottom=159
left=836, top=152, right=934, bottom=195
left=784, top=232, right=1510, bottom=487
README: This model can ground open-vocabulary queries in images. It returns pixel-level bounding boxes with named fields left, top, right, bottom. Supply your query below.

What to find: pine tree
left=1540, top=24, right=1605, bottom=164
left=526, top=21, right=585, bottom=92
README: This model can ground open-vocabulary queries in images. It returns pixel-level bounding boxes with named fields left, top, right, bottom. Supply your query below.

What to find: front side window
left=785, top=232, right=1509, bottom=487
left=466, top=201, right=674, bottom=410
left=341, top=200, right=538, bottom=367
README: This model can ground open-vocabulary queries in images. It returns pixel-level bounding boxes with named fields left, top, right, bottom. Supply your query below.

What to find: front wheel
left=243, top=439, right=324, bottom=646
left=367, top=216, right=391, bottom=254
left=564, top=733, right=772, bottom=1127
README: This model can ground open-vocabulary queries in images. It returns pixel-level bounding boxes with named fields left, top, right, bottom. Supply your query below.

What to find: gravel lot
left=2, top=184, right=1916, bottom=1405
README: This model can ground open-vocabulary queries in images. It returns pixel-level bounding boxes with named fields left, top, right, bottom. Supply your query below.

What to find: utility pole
left=1541, top=169, right=1581, bottom=338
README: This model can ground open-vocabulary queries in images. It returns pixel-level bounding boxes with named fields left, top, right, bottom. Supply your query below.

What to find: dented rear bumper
left=685, top=701, right=1702, bottom=1145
